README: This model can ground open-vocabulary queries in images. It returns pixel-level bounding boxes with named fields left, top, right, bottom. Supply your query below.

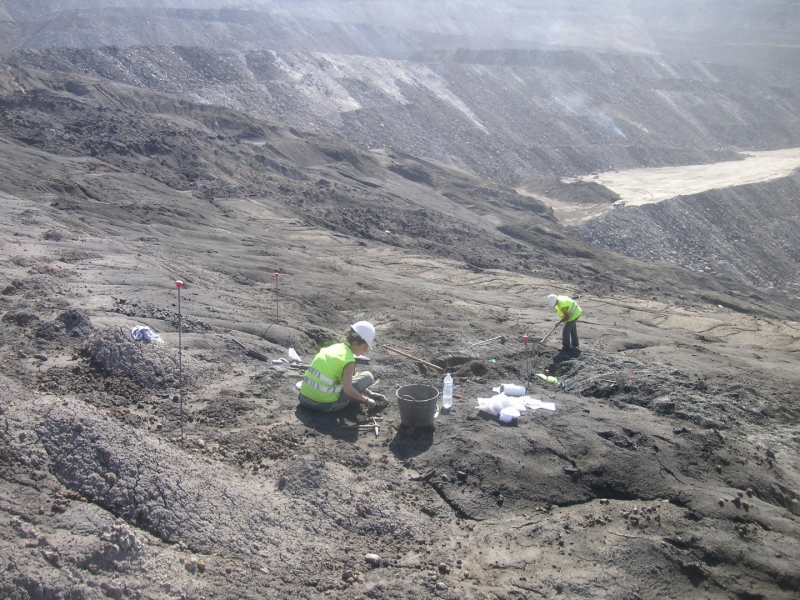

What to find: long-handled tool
left=469, top=335, right=506, bottom=349
left=383, top=345, right=443, bottom=372
left=540, top=321, right=562, bottom=343
left=232, top=338, right=270, bottom=362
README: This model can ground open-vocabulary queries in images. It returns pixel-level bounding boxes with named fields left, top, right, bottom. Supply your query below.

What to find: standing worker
left=547, top=294, right=582, bottom=353
left=299, top=321, right=388, bottom=413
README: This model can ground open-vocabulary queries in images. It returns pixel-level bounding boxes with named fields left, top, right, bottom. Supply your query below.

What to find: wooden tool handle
left=382, top=345, right=443, bottom=371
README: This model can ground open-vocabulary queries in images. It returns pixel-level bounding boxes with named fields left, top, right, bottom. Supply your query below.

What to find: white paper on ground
left=287, top=348, right=301, bottom=362
left=477, top=393, right=556, bottom=416
left=295, top=380, right=302, bottom=389
left=524, top=398, right=556, bottom=411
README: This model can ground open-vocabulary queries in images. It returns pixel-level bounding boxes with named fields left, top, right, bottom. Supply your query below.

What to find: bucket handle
left=400, top=394, right=438, bottom=403
left=419, top=378, right=432, bottom=387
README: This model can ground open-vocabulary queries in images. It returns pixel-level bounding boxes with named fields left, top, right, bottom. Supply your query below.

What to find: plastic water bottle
left=442, top=373, right=453, bottom=409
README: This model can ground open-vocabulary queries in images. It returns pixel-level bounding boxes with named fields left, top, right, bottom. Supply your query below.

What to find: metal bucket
left=396, top=382, right=440, bottom=429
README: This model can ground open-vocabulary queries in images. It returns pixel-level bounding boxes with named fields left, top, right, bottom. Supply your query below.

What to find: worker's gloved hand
left=367, top=392, right=388, bottom=410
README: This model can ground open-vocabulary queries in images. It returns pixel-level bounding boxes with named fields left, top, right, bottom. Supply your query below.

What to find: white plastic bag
left=287, top=348, right=301, bottom=362
left=477, top=393, right=527, bottom=416
left=499, top=407, right=521, bottom=423
left=131, top=325, right=163, bottom=343
left=477, top=397, right=503, bottom=416
left=478, top=393, right=556, bottom=417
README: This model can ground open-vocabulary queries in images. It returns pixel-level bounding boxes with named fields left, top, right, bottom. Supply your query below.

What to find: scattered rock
left=341, top=570, right=364, bottom=584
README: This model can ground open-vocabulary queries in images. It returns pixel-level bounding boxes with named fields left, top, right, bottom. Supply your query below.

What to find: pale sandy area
left=543, top=147, right=800, bottom=223
left=580, top=147, right=800, bottom=206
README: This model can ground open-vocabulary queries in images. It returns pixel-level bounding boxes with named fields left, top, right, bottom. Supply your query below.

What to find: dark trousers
left=298, top=371, right=374, bottom=413
left=562, top=320, right=579, bottom=349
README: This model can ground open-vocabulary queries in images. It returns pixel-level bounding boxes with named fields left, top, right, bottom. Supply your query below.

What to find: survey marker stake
left=274, top=272, right=280, bottom=321
left=522, top=334, right=530, bottom=386
left=175, top=279, right=184, bottom=449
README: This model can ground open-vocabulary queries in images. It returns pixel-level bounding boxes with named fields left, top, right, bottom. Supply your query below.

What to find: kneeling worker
left=299, top=321, right=387, bottom=413
left=547, top=294, right=582, bottom=352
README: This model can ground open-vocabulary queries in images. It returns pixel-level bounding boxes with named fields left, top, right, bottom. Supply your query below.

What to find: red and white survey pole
left=175, top=280, right=184, bottom=448
left=522, top=334, right=530, bottom=385
left=274, top=272, right=280, bottom=321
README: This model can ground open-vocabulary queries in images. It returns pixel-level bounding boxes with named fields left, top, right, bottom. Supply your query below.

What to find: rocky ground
left=0, top=60, right=799, bottom=599
left=5, top=43, right=800, bottom=190
left=1, top=2, right=800, bottom=599
left=569, top=173, right=800, bottom=302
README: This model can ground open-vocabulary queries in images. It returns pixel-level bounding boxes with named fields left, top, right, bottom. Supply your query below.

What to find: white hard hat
left=547, top=294, right=558, bottom=308
left=351, top=321, right=376, bottom=348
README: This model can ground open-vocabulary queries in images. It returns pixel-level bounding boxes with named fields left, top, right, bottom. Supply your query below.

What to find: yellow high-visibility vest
left=555, top=296, right=582, bottom=322
left=300, top=343, right=354, bottom=403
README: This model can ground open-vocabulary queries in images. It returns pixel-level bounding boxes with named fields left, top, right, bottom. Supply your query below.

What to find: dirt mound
left=1, top=310, right=39, bottom=327
left=35, top=308, right=94, bottom=340
left=86, top=326, right=186, bottom=390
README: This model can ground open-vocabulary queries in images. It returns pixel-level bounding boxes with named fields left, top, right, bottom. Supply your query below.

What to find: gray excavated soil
left=1, top=2, right=800, bottom=599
